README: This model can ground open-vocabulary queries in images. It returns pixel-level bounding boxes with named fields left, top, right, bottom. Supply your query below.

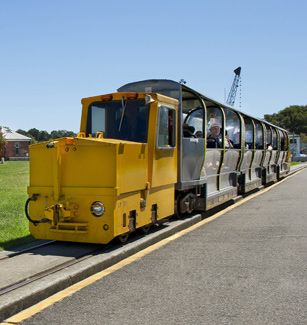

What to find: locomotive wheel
left=118, top=233, right=129, bottom=243
left=176, top=193, right=187, bottom=219
left=141, top=225, right=151, bottom=234
left=176, top=192, right=197, bottom=219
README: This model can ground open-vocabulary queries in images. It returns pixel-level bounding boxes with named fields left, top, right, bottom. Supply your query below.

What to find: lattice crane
left=226, top=67, right=241, bottom=106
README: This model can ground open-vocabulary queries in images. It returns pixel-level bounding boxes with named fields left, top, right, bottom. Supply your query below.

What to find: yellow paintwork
left=28, top=92, right=178, bottom=244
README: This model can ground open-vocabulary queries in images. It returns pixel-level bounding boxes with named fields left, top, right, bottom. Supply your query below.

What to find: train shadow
left=0, top=224, right=170, bottom=259
left=0, top=235, right=35, bottom=251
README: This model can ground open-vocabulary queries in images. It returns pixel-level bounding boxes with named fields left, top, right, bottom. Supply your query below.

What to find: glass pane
left=91, top=107, right=105, bottom=134
left=266, top=125, right=272, bottom=148
left=272, top=128, right=278, bottom=149
left=184, top=108, right=203, bottom=138
left=244, top=117, right=254, bottom=149
left=87, top=99, right=149, bottom=143
left=255, top=121, right=264, bottom=149
left=207, top=106, right=223, bottom=148
left=157, top=106, right=176, bottom=148
left=225, top=107, right=241, bottom=148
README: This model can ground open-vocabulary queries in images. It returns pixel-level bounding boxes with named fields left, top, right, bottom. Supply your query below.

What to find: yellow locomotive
left=26, top=80, right=290, bottom=244
left=27, top=91, right=178, bottom=243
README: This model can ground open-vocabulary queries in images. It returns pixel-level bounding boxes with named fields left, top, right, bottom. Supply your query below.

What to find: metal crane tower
left=226, top=66, right=241, bottom=106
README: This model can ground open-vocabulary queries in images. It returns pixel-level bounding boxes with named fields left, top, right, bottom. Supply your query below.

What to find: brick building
left=1, top=128, right=31, bottom=160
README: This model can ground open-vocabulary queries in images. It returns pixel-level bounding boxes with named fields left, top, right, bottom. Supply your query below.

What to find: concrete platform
left=0, top=163, right=306, bottom=322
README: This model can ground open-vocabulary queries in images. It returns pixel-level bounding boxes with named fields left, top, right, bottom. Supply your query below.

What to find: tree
left=0, top=131, right=6, bottom=159
left=16, top=129, right=30, bottom=137
left=50, top=130, right=76, bottom=139
left=0, top=126, right=11, bottom=133
left=38, top=130, right=50, bottom=142
left=264, top=105, right=307, bottom=134
left=27, top=128, right=40, bottom=141
left=14, top=128, right=76, bottom=142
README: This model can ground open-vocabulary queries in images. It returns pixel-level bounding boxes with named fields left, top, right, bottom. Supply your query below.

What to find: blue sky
left=1, top=0, right=306, bottom=132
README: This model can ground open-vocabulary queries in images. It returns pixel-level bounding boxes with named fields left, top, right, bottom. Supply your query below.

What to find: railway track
left=0, top=241, right=105, bottom=297
left=0, top=222, right=172, bottom=300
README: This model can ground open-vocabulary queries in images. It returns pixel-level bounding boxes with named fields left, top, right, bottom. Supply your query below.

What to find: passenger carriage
left=119, top=80, right=290, bottom=212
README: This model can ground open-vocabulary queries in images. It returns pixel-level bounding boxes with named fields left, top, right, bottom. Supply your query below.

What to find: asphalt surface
left=18, top=167, right=307, bottom=325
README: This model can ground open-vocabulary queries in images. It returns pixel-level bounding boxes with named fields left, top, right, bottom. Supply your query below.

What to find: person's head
left=210, top=121, right=221, bottom=137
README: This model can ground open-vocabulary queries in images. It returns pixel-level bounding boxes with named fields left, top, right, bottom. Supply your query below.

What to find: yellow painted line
left=1, top=169, right=303, bottom=325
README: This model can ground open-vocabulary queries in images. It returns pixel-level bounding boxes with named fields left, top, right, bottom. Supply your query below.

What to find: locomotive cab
left=27, top=92, right=178, bottom=244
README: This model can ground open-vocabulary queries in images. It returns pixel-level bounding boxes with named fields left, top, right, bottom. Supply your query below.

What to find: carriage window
left=279, top=130, right=285, bottom=151
left=272, top=128, right=278, bottom=150
left=207, top=106, right=223, bottom=148
left=157, top=106, right=176, bottom=148
left=244, top=117, right=254, bottom=149
left=182, top=91, right=204, bottom=138
left=285, top=132, right=289, bottom=150
left=283, top=132, right=288, bottom=151
left=225, top=107, right=241, bottom=148
left=255, top=121, right=264, bottom=149
left=265, top=125, right=272, bottom=149
left=184, top=108, right=204, bottom=138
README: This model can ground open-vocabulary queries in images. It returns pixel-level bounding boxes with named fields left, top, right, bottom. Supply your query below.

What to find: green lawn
left=290, top=161, right=301, bottom=166
left=0, top=161, right=33, bottom=250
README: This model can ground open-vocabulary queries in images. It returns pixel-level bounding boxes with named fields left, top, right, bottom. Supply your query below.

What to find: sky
left=0, top=0, right=306, bottom=132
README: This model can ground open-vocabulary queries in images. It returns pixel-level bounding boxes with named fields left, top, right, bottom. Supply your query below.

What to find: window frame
left=206, top=105, right=224, bottom=149
left=243, top=116, right=255, bottom=150
left=255, top=121, right=264, bottom=150
left=86, top=99, right=149, bottom=143
left=272, top=127, right=278, bottom=150
left=224, top=107, right=241, bottom=149
left=156, top=104, right=176, bottom=149
left=15, top=142, right=20, bottom=156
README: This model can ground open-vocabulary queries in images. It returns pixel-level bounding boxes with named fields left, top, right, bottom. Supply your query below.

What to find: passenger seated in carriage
left=207, top=120, right=233, bottom=148
left=207, top=120, right=223, bottom=148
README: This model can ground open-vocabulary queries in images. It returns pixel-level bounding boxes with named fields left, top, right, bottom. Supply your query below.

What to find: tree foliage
left=16, top=129, right=77, bottom=143
left=264, top=105, right=307, bottom=134
left=0, top=131, right=6, bottom=158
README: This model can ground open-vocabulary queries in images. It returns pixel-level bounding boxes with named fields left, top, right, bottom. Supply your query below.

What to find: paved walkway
left=15, top=167, right=307, bottom=325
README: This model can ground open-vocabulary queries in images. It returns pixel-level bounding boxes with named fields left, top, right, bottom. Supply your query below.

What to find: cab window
left=157, top=105, right=176, bottom=148
left=87, top=99, right=149, bottom=143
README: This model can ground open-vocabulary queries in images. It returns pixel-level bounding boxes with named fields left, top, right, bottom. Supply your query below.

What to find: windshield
left=87, top=99, right=149, bottom=143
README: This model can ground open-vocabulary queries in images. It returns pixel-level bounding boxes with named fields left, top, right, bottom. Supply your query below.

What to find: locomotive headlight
left=90, top=201, right=105, bottom=217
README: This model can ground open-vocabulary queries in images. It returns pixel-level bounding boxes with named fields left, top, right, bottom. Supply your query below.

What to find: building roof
left=1, top=128, right=31, bottom=141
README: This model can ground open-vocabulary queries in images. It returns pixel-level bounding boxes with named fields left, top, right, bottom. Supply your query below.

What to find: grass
left=0, top=161, right=34, bottom=250
left=290, top=161, right=301, bottom=166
